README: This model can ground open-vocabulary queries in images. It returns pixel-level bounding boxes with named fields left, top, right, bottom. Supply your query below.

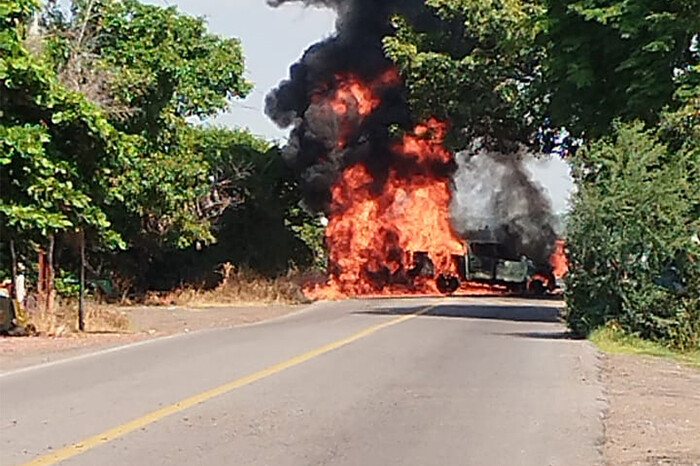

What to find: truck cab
left=434, top=230, right=554, bottom=295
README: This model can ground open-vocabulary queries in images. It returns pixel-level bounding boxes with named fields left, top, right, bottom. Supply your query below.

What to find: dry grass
left=27, top=301, right=131, bottom=336
left=16, top=265, right=319, bottom=336
left=143, top=264, right=313, bottom=307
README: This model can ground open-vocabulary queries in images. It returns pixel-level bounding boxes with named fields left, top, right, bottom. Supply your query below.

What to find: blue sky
left=155, top=0, right=573, bottom=212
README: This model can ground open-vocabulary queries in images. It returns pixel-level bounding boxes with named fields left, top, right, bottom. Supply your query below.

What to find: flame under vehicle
left=411, top=229, right=556, bottom=295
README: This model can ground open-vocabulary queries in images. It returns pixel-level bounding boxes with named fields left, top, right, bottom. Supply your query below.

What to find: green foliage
left=564, top=41, right=699, bottom=350
left=384, top=0, right=547, bottom=151
left=659, top=62, right=700, bottom=155
left=102, top=126, right=316, bottom=291
left=36, top=0, right=255, bottom=248
left=110, top=128, right=213, bottom=248
left=3, top=0, right=323, bottom=300
left=543, top=0, right=700, bottom=136
left=286, top=209, right=326, bottom=269
left=2, top=0, right=257, bottom=255
left=54, top=269, right=80, bottom=298
left=84, top=0, right=252, bottom=133
left=565, top=121, right=700, bottom=350
left=1, top=0, right=131, bottom=247
left=201, top=135, right=317, bottom=275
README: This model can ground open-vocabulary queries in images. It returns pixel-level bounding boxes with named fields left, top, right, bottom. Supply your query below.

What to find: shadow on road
left=495, top=330, right=579, bottom=340
left=357, top=303, right=562, bottom=323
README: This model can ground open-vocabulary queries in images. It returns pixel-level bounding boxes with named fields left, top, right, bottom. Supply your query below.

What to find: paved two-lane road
left=0, top=297, right=604, bottom=465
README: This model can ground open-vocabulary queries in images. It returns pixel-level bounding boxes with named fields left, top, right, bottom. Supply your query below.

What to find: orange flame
left=550, top=238, right=568, bottom=278
left=311, top=70, right=400, bottom=149
left=305, top=70, right=500, bottom=299
left=329, top=79, right=378, bottom=116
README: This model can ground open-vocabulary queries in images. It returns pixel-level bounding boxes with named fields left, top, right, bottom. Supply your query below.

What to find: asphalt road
left=0, top=297, right=604, bottom=466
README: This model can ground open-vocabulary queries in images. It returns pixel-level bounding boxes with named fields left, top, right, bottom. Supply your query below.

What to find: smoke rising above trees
left=450, top=150, right=557, bottom=266
left=265, top=0, right=559, bottom=267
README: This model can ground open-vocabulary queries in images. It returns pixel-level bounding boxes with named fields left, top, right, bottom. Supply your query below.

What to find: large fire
left=303, top=70, right=568, bottom=299
left=306, top=71, right=483, bottom=299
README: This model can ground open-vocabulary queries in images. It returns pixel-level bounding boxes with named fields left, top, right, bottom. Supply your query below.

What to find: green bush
left=565, top=122, right=700, bottom=351
left=54, top=269, right=81, bottom=299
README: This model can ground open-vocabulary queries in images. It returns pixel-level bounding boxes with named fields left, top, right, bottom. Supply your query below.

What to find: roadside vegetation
left=556, top=5, right=700, bottom=352
left=384, top=0, right=699, bottom=351
left=141, top=265, right=310, bottom=308
left=28, top=301, right=130, bottom=336
left=591, top=323, right=700, bottom=367
left=2, top=0, right=699, bottom=348
left=1, top=0, right=323, bottom=333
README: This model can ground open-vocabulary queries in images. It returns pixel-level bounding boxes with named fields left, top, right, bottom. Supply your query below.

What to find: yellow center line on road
left=22, top=305, right=434, bottom=466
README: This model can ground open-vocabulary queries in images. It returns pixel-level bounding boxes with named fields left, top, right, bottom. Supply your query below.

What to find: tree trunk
left=38, top=247, right=46, bottom=309
left=78, top=231, right=85, bottom=331
left=9, top=240, right=17, bottom=301
left=46, top=234, right=55, bottom=314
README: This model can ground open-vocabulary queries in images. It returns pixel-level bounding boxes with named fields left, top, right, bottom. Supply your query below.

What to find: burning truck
left=408, top=228, right=558, bottom=296
left=265, top=0, right=566, bottom=299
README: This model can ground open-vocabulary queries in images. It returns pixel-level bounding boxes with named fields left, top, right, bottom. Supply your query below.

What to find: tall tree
left=553, top=3, right=700, bottom=348
left=2, top=0, right=272, bottom=300
left=42, top=0, right=254, bottom=248
left=565, top=118, right=699, bottom=350
left=543, top=0, right=700, bottom=136
left=383, top=0, right=547, bottom=152
left=1, top=0, right=129, bottom=247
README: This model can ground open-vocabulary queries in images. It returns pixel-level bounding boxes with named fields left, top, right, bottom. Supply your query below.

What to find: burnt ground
left=602, top=353, right=700, bottom=466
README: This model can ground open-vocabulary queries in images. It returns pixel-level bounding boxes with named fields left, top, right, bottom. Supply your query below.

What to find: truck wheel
left=527, top=279, right=547, bottom=296
left=510, top=283, right=527, bottom=295
left=436, top=274, right=459, bottom=294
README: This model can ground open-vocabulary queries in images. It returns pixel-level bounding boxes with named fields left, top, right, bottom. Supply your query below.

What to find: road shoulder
left=0, top=303, right=308, bottom=372
left=602, top=353, right=700, bottom=465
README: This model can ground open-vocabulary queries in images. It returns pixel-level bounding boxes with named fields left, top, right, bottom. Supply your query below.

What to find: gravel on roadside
left=602, top=353, right=700, bottom=466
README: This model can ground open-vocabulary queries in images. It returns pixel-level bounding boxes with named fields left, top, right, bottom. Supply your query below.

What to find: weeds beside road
left=592, top=324, right=700, bottom=367
left=14, top=267, right=313, bottom=337
left=141, top=267, right=312, bottom=308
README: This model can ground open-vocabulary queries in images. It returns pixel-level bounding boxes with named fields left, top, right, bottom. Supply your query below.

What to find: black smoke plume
left=265, top=0, right=429, bottom=212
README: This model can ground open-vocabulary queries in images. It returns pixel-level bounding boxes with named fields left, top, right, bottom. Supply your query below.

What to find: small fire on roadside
left=304, top=70, right=501, bottom=299
left=550, top=239, right=568, bottom=279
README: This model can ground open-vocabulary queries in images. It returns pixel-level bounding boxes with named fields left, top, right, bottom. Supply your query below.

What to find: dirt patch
left=602, top=353, right=700, bottom=466
left=0, top=303, right=306, bottom=372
